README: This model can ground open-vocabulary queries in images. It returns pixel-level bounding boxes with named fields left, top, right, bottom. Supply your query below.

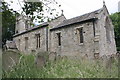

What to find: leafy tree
left=21, top=0, right=62, bottom=22
left=110, top=12, right=120, bottom=51
left=1, top=0, right=62, bottom=47
left=1, top=2, right=19, bottom=46
left=22, top=2, right=43, bottom=22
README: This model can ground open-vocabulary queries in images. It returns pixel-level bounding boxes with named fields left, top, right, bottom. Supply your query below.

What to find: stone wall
left=49, top=7, right=117, bottom=59
left=14, top=27, right=47, bottom=54
left=98, top=6, right=117, bottom=57
left=50, top=22, right=95, bottom=59
left=14, top=15, right=66, bottom=54
left=15, top=15, right=31, bottom=34
left=13, top=7, right=117, bottom=59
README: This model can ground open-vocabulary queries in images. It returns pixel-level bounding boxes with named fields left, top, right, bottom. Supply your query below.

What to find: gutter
left=50, top=18, right=98, bottom=31
left=13, top=24, right=48, bottom=37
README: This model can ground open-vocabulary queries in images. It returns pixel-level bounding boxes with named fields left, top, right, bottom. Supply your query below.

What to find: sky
left=4, top=0, right=120, bottom=19
left=57, top=0, right=119, bottom=19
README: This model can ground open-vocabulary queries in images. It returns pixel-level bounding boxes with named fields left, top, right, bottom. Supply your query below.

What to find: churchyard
left=2, top=50, right=119, bottom=78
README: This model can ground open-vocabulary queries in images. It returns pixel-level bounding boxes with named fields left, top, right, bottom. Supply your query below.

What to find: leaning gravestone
left=2, top=49, right=20, bottom=71
left=35, top=51, right=49, bottom=68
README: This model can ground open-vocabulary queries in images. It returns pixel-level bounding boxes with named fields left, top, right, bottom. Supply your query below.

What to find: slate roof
left=50, top=8, right=103, bottom=31
left=13, top=22, right=48, bottom=37
left=13, top=8, right=103, bottom=37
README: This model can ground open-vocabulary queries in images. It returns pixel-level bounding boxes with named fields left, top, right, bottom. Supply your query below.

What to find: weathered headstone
left=49, top=52, right=57, bottom=61
left=56, top=55, right=61, bottom=61
left=100, top=55, right=108, bottom=68
left=35, top=51, right=49, bottom=68
left=100, top=54, right=116, bottom=77
left=116, top=51, right=120, bottom=59
left=82, top=54, right=88, bottom=60
left=2, top=50, right=20, bottom=71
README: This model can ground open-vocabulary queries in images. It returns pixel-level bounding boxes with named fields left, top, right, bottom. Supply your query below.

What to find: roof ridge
left=64, top=8, right=102, bottom=21
left=51, top=8, right=103, bottom=30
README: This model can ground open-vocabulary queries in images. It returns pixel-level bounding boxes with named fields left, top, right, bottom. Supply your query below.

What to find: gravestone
left=82, top=54, right=88, bottom=60
left=49, top=52, right=57, bottom=61
left=116, top=51, right=120, bottom=59
left=56, top=55, right=61, bottom=61
left=100, top=55, right=108, bottom=68
left=35, top=51, right=49, bottom=68
left=2, top=50, right=20, bottom=71
left=106, top=56, right=113, bottom=69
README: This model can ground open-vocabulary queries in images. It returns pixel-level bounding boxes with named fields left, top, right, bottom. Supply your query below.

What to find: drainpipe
left=46, top=27, right=48, bottom=51
left=93, top=19, right=96, bottom=37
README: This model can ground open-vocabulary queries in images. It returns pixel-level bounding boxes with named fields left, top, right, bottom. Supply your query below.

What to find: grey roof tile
left=51, top=8, right=103, bottom=30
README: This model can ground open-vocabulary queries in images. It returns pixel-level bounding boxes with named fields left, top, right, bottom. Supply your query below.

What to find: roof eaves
left=50, top=18, right=98, bottom=31
left=13, top=23, right=48, bottom=37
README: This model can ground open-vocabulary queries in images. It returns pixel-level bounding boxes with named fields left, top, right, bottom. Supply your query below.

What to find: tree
left=110, top=12, right=120, bottom=51
left=1, top=2, right=19, bottom=46
left=1, top=0, right=62, bottom=47
left=20, top=0, right=62, bottom=23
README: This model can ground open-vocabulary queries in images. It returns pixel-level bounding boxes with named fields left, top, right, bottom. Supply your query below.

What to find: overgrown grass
left=0, top=49, right=2, bottom=79
left=2, top=54, right=118, bottom=78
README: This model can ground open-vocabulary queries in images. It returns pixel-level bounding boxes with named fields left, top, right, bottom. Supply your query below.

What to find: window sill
left=58, top=46, right=61, bottom=48
left=79, top=43, right=84, bottom=46
left=107, top=40, right=111, bottom=44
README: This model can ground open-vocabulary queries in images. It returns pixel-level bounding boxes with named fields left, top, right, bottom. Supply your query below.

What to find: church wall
left=14, top=27, right=47, bottom=54
left=98, top=7, right=116, bottom=57
left=48, top=15, right=66, bottom=51
left=50, top=22, right=95, bottom=59
left=13, top=6, right=117, bottom=58
left=96, top=8, right=116, bottom=57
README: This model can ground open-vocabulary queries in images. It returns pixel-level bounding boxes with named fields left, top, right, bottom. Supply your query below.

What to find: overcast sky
left=4, top=0, right=119, bottom=19
left=57, top=0, right=119, bottom=19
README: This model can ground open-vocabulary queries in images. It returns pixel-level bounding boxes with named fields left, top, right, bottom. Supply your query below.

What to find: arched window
left=105, top=17, right=111, bottom=42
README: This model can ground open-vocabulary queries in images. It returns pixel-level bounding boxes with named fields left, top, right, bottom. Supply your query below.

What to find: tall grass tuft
left=2, top=54, right=118, bottom=78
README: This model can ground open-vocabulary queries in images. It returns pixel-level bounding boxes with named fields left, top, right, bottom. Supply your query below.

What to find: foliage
left=1, top=0, right=62, bottom=46
left=22, top=2, right=43, bottom=22
left=22, top=2, right=43, bottom=15
left=1, top=2, right=19, bottom=46
left=110, top=12, right=120, bottom=51
left=21, top=0, right=62, bottom=22
left=2, top=54, right=118, bottom=78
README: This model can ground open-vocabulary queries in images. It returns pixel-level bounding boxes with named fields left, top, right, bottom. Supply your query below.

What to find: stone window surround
left=35, top=33, right=41, bottom=49
left=55, top=31, right=62, bottom=47
left=105, top=17, right=111, bottom=43
left=75, top=26, right=84, bottom=45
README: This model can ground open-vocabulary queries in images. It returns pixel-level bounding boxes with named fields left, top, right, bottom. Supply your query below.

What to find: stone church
left=13, top=3, right=116, bottom=59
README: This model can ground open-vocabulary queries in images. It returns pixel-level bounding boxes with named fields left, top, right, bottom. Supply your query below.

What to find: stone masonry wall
left=50, top=22, right=95, bottom=59
left=98, top=7, right=117, bottom=56
left=14, top=27, right=47, bottom=54
left=13, top=7, right=117, bottom=58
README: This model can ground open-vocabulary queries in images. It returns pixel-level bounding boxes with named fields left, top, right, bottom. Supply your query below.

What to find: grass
left=2, top=54, right=119, bottom=78
left=0, top=49, right=2, bottom=79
